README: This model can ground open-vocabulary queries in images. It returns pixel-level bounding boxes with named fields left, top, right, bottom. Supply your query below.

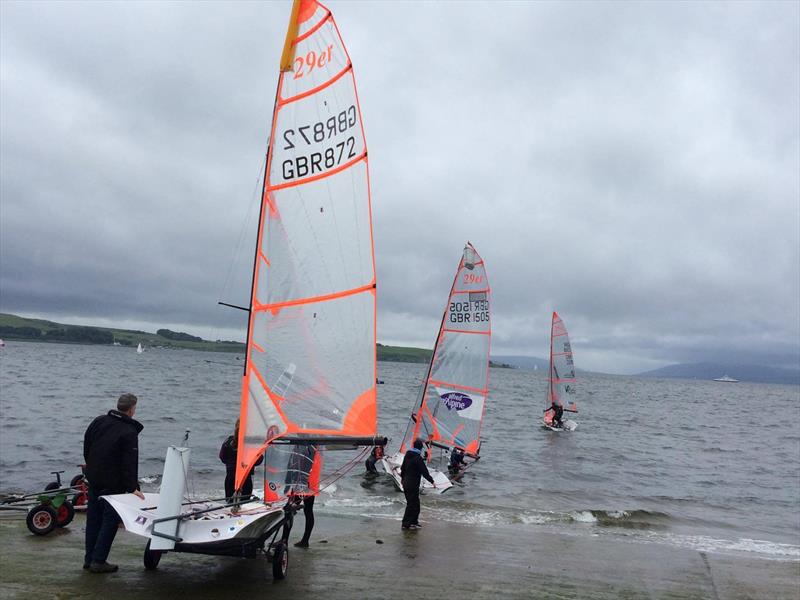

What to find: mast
left=549, top=311, right=555, bottom=404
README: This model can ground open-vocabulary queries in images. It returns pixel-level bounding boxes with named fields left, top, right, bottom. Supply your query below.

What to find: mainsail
left=544, top=311, right=576, bottom=425
left=402, top=243, right=491, bottom=457
left=235, top=0, right=377, bottom=490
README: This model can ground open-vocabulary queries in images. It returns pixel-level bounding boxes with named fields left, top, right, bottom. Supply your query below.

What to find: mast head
left=463, top=243, right=478, bottom=270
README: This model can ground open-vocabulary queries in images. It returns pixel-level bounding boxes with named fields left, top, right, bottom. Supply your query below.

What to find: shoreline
left=1, top=511, right=797, bottom=599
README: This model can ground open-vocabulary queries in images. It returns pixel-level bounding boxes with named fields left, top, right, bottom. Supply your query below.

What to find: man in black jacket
left=83, top=393, right=144, bottom=573
left=400, top=438, right=435, bottom=530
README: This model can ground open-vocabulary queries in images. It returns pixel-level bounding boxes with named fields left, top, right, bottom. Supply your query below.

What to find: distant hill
left=376, top=343, right=513, bottom=368
left=492, top=355, right=549, bottom=371
left=0, top=313, right=511, bottom=366
left=0, top=313, right=244, bottom=353
left=637, top=362, right=800, bottom=385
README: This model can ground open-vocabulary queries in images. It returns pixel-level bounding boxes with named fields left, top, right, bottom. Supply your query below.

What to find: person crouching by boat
left=83, top=393, right=144, bottom=573
left=365, top=444, right=384, bottom=475
left=448, top=447, right=466, bottom=475
left=219, top=419, right=263, bottom=501
left=401, top=438, right=435, bottom=530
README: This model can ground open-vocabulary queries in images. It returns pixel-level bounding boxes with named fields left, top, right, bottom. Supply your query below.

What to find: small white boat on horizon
left=713, top=374, right=739, bottom=383
left=136, top=343, right=143, bottom=354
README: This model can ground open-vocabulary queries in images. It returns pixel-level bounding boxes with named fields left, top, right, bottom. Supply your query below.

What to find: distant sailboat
left=713, top=374, right=739, bottom=383
left=543, top=312, right=578, bottom=431
left=136, top=343, right=143, bottom=354
left=0, top=339, right=5, bottom=348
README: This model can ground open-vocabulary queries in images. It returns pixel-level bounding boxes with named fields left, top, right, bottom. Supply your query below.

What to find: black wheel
left=55, top=500, right=75, bottom=527
left=144, top=539, right=163, bottom=570
left=69, top=474, right=85, bottom=487
left=272, top=542, right=288, bottom=580
left=26, top=504, right=57, bottom=535
left=44, top=482, right=60, bottom=491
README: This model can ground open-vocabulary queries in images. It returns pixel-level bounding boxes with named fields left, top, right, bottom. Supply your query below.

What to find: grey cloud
left=1, top=1, right=797, bottom=374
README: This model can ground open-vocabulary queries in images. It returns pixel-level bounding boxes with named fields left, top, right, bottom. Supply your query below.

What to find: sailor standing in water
left=401, top=438, right=435, bottom=530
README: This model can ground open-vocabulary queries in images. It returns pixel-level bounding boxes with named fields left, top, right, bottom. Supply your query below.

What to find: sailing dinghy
left=136, top=343, right=143, bottom=354
left=382, top=243, right=491, bottom=494
left=104, top=0, right=385, bottom=579
left=542, top=311, right=578, bottom=431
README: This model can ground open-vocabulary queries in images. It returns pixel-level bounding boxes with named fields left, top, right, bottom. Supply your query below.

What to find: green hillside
left=0, top=313, right=243, bottom=353
left=0, top=313, right=511, bottom=366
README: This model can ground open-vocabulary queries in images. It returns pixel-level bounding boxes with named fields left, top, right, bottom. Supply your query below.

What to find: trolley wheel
left=26, top=504, right=57, bottom=536
left=143, top=539, right=163, bottom=570
left=55, top=500, right=75, bottom=527
left=44, top=482, right=60, bottom=491
left=69, top=474, right=85, bottom=487
left=271, top=542, right=288, bottom=580
left=72, top=491, right=89, bottom=509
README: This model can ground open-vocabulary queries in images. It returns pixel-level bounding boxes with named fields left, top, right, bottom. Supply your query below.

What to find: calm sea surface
left=1, top=341, right=798, bottom=561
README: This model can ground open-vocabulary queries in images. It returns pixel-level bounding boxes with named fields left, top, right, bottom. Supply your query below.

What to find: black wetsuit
left=448, top=448, right=466, bottom=474
left=400, top=449, right=434, bottom=527
left=219, top=436, right=263, bottom=500
left=551, top=403, right=564, bottom=427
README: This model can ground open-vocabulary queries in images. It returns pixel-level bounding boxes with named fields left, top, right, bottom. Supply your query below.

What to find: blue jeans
left=84, top=489, right=121, bottom=565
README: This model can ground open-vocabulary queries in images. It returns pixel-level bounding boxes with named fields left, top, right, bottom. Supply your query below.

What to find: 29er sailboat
left=542, top=311, right=578, bottom=431
left=104, top=0, right=385, bottom=579
left=382, top=243, right=491, bottom=494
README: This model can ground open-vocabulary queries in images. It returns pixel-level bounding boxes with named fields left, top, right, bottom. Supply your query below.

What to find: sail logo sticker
left=440, top=392, right=472, bottom=411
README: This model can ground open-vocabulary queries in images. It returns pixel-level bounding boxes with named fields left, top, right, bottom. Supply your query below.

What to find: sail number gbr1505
left=449, top=299, right=490, bottom=324
left=280, top=105, right=358, bottom=181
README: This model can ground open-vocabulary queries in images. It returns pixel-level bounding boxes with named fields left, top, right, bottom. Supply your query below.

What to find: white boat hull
left=542, top=418, right=578, bottom=432
left=380, top=452, right=453, bottom=494
left=103, top=492, right=286, bottom=546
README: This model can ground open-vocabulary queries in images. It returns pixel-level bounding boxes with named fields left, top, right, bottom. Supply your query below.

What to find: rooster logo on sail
left=440, top=392, right=472, bottom=412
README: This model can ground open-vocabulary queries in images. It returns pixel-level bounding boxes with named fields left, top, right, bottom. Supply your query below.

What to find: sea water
left=1, top=341, right=798, bottom=561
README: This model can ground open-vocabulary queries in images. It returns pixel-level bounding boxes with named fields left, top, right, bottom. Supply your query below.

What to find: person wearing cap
left=82, top=393, right=144, bottom=573
left=400, top=438, right=435, bottom=530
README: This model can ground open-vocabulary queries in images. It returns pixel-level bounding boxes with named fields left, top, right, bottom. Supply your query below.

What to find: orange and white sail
left=235, top=0, right=377, bottom=490
left=402, top=243, right=491, bottom=457
left=544, top=311, right=577, bottom=425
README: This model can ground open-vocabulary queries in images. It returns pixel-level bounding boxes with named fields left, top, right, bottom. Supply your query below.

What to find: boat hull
left=103, top=492, right=286, bottom=547
left=381, top=452, right=453, bottom=494
left=542, top=418, right=578, bottom=432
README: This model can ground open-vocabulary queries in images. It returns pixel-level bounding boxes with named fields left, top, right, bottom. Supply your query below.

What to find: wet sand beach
left=0, top=512, right=797, bottom=600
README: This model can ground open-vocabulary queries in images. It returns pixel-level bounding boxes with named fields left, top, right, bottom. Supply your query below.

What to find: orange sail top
left=235, top=0, right=377, bottom=490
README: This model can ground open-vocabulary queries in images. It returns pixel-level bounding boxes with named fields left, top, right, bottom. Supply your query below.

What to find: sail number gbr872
left=280, top=105, right=358, bottom=181
left=449, top=299, right=490, bottom=324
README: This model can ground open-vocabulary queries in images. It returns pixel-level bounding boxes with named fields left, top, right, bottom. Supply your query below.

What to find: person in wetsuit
left=219, top=418, right=263, bottom=501
left=283, top=444, right=321, bottom=548
left=400, top=438, right=435, bottom=530
left=548, top=401, right=564, bottom=428
left=448, top=447, right=466, bottom=474
left=365, top=445, right=384, bottom=475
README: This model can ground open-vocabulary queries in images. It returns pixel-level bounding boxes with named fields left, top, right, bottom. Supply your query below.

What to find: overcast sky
left=1, top=1, right=798, bottom=374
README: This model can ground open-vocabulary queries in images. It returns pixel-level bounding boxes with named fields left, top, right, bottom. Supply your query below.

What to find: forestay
left=544, top=311, right=576, bottom=426
left=235, top=0, right=377, bottom=490
left=402, top=243, right=491, bottom=456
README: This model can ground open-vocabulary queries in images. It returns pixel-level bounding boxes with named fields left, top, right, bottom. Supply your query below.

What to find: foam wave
left=643, top=532, right=800, bottom=560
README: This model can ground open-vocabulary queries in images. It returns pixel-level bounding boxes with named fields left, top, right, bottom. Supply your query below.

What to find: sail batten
left=235, top=0, right=377, bottom=491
